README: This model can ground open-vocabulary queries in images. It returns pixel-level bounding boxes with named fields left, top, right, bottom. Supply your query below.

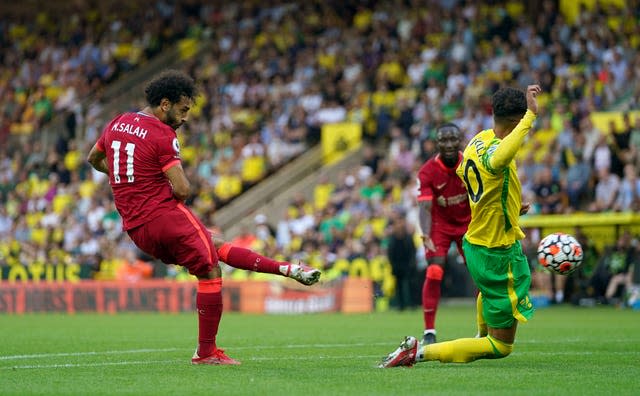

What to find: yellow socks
left=416, top=335, right=513, bottom=363
left=413, top=292, right=514, bottom=364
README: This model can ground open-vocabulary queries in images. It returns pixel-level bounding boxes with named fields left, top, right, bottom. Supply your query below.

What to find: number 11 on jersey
left=111, top=140, right=136, bottom=183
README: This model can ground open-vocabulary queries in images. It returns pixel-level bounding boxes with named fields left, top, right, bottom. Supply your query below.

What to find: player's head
left=144, top=70, right=197, bottom=130
left=435, top=123, right=462, bottom=166
left=491, top=87, right=527, bottom=130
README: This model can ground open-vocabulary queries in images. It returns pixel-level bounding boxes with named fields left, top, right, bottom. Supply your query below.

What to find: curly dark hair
left=144, top=70, right=196, bottom=106
left=491, top=87, right=527, bottom=123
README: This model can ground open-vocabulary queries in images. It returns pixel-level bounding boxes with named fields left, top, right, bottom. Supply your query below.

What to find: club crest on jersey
left=172, top=138, right=180, bottom=154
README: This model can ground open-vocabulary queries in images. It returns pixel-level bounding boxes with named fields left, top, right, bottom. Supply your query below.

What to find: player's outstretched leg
left=378, top=336, right=418, bottom=368
left=216, top=242, right=321, bottom=285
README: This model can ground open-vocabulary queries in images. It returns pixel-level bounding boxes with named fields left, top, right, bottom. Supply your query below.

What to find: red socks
left=422, top=265, right=444, bottom=330
left=196, top=278, right=222, bottom=358
left=217, top=243, right=284, bottom=275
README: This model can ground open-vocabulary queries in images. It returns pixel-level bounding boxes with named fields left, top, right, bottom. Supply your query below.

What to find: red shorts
left=127, top=204, right=218, bottom=277
left=427, top=225, right=466, bottom=263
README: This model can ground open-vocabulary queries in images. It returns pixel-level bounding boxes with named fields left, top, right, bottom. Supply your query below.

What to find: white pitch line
left=1, top=360, right=183, bottom=370
left=1, top=355, right=383, bottom=370
left=2, top=340, right=638, bottom=362
left=3, top=351, right=639, bottom=371
left=0, top=343, right=391, bottom=361
left=0, top=348, right=183, bottom=361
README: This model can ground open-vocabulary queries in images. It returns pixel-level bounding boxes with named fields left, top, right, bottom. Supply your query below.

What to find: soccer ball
left=536, top=232, right=583, bottom=275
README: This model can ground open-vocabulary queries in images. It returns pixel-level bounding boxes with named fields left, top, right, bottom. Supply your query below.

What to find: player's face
left=436, top=127, right=461, bottom=162
left=165, top=96, right=193, bottom=130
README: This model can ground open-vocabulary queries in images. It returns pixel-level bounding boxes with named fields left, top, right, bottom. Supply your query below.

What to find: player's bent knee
left=426, top=264, right=444, bottom=280
left=488, top=335, right=513, bottom=358
left=496, top=342, right=513, bottom=358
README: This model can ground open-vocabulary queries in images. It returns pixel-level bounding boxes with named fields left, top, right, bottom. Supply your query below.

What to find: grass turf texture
left=1, top=306, right=638, bottom=395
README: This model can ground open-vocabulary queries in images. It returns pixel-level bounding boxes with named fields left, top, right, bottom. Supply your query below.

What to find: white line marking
left=1, top=360, right=183, bottom=370
left=1, top=355, right=383, bottom=370
left=0, top=343, right=390, bottom=361
left=2, top=340, right=638, bottom=363
left=0, top=348, right=182, bottom=361
left=3, top=351, right=639, bottom=371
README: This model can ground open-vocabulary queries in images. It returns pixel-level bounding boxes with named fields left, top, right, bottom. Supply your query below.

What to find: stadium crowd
left=1, top=0, right=639, bottom=306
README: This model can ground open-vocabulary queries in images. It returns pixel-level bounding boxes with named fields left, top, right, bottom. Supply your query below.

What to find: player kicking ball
left=380, top=85, right=541, bottom=368
left=88, top=70, right=321, bottom=366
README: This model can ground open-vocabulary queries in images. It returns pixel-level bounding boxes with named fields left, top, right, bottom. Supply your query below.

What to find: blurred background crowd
left=0, top=0, right=639, bottom=308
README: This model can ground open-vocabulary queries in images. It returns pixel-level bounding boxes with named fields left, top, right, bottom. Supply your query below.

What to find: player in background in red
left=416, top=123, right=471, bottom=345
left=87, top=70, right=321, bottom=365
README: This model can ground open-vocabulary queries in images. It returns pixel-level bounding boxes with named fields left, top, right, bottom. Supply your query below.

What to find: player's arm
left=489, top=85, right=541, bottom=170
left=164, top=163, right=191, bottom=201
left=416, top=169, right=436, bottom=252
left=87, top=144, right=109, bottom=174
left=418, top=200, right=436, bottom=252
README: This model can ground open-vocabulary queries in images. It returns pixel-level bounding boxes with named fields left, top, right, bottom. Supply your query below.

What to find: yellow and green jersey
left=456, top=110, right=536, bottom=248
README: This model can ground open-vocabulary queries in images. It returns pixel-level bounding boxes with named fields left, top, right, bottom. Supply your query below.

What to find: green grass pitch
left=1, top=305, right=639, bottom=395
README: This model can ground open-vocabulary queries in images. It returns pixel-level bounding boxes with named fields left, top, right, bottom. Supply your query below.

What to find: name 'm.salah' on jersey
left=96, top=112, right=182, bottom=231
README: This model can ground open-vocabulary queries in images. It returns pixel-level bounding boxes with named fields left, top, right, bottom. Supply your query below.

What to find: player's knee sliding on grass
left=418, top=334, right=513, bottom=363
left=380, top=85, right=541, bottom=368
left=379, top=333, right=513, bottom=368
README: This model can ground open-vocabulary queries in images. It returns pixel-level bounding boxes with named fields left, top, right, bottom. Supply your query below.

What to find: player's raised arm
left=87, top=144, right=109, bottom=174
left=489, top=85, right=541, bottom=171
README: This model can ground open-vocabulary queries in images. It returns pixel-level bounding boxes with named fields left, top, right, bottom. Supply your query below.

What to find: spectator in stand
left=589, top=167, right=621, bottom=212
left=614, top=163, right=640, bottom=212
left=564, top=133, right=592, bottom=211
left=592, top=133, right=613, bottom=174
left=533, top=166, right=564, bottom=214
left=580, top=116, right=603, bottom=165
left=607, top=117, right=632, bottom=178
left=590, top=231, right=637, bottom=305
left=629, top=115, right=640, bottom=166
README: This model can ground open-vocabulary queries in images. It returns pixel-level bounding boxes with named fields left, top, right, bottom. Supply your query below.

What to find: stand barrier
left=0, top=278, right=373, bottom=314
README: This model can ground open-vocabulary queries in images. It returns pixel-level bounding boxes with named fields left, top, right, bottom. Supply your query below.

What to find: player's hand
left=422, top=235, right=436, bottom=252
left=526, top=85, right=542, bottom=115
left=520, top=202, right=531, bottom=215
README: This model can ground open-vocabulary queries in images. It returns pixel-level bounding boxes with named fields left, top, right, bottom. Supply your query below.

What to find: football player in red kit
left=87, top=70, right=320, bottom=365
left=416, top=123, right=471, bottom=345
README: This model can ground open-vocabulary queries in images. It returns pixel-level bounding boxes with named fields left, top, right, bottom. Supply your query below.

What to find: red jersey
left=96, top=112, right=182, bottom=231
left=416, top=153, right=471, bottom=233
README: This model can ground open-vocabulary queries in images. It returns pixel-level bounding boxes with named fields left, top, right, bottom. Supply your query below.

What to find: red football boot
left=378, top=336, right=418, bottom=368
left=191, top=348, right=241, bottom=365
